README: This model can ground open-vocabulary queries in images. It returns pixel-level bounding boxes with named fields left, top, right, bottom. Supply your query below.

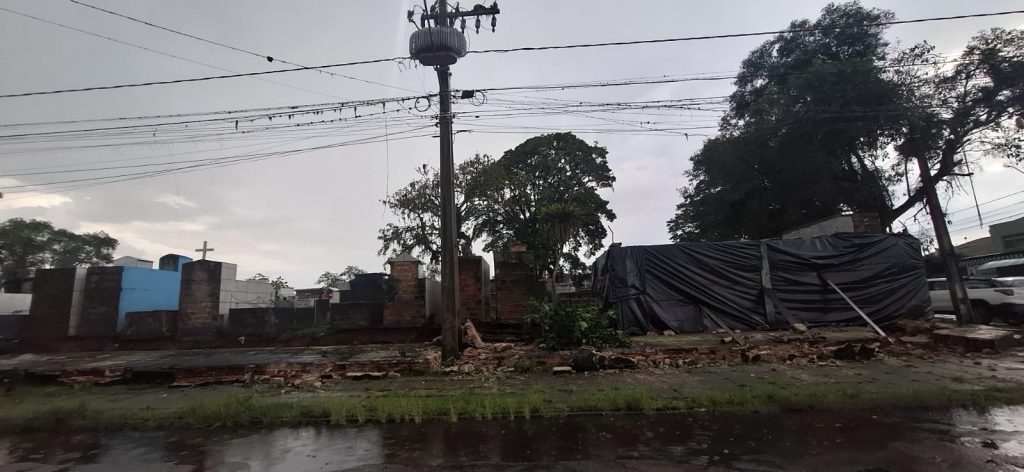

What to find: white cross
left=195, top=240, right=215, bottom=260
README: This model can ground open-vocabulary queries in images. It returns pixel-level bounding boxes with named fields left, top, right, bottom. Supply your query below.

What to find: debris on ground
left=828, top=343, right=878, bottom=361
left=345, top=372, right=387, bottom=380
left=7, top=323, right=1017, bottom=385
left=463, top=320, right=486, bottom=349
left=894, top=319, right=934, bottom=337
left=551, top=366, right=573, bottom=375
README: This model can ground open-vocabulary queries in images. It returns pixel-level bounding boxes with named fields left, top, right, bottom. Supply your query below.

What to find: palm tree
left=538, top=203, right=585, bottom=301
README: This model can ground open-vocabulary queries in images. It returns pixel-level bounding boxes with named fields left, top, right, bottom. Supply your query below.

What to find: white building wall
left=0, top=293, right=32, bottom=315
left=219, top=279, right=274, bottom=315
left=67, top=267, right=88, bottom=336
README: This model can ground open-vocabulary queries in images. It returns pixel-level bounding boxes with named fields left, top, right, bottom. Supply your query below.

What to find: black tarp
left=592, top=233, right=931, bottom=335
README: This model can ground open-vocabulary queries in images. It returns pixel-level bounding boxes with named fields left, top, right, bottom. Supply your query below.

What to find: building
left=949, top=215, right=1024, bottom=275
left=177, top=259, right=275, bottom=340
left=76, top=254, right=192, bottom=337
left=295, top=286, right=342, bottom=307
left=781, top=213, right=882, bottom=239
left=111, top=256, right=155, bottom=269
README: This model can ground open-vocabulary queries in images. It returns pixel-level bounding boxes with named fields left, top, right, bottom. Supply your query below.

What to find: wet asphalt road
left=2, top=406, right=1024, bottom=471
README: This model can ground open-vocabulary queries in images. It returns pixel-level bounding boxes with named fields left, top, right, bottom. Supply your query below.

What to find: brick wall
left=332, top=302, right=384, bottom=328
left=494, top=250, right=547, bottom=321
left=23, top=268, right=80, bottom=346
left=384, top=261, right=426, bottom=326
left=459, top=255, right=491, bottom=322
left=851, top=213, right=883, bottom=233
left=177, top=260, right=223, bottom=341
left=121, top=310, right=177, bottom=340
left=226, top=307, right=274, bottom=337
left=77, top=266, right=123, bottom=338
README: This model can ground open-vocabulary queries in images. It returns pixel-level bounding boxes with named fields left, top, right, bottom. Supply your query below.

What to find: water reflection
left=1, top=407, right=1022, bottom=471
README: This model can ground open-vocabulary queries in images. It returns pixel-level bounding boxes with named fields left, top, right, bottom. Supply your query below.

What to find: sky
left=0, top=0, right=1022, bottom=287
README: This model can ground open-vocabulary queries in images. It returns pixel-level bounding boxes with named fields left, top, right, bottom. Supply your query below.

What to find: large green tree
left=379, top=133, right=616, bottom=277
left=378, top=153, right=496, bottom=266
left=667, top=3, right=1024, bottom=242
left=0, top=218, right=118, bottom=282
left=481, top=133, right=616, bottom=276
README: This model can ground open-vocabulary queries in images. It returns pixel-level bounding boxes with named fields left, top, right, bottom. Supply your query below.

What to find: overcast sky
left=1, top=0, right=1022, bottom=287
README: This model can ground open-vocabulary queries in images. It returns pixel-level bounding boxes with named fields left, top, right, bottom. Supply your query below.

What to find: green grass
left=2, top=380, right=1024, bottom=432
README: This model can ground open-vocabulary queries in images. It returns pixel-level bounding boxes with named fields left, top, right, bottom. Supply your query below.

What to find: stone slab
left=932, top=325, right=1019, bottom=352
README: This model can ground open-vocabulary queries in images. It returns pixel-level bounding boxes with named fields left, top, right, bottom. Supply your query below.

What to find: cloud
left=154, top=194, right=197, bottom=208
left=0, top=192, right=72, bottom=210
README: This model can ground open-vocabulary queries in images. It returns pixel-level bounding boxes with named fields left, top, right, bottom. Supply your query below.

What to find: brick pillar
left=177, top=260, right=223, bottom=341
left=494, top=248, right=546, bottom=322
left=23, top=268, right=82, bottom=348
left=383, top=255, right=426, bottom=326
left=458, top=255, right=490, bottom=322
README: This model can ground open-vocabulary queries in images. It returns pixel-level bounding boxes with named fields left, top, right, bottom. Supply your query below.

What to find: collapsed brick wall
left=459, top=255, right=491, bottom=322
left=23, top=268, right=79, bottom=346
left=77, top=266, right=123, bottom=338
left=494, top=250, right=547, bottom=321
left=177, top=260, right=223, bottom=341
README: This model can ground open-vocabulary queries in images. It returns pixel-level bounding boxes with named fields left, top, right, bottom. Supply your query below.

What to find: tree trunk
left=551, top=247, right=561, bottom=302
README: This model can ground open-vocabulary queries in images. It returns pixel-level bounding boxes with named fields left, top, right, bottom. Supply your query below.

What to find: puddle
left=2, top=407, right=1023, bottom=471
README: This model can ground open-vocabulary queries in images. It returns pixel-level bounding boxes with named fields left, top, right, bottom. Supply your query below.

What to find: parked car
left=928, top=277, right=1024, bottom=325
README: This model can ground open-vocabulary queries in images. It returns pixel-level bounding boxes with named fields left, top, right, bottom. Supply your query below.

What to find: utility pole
left=408, top=1, right=500, bottom=360
left=913, top=150, right=974, bottom=324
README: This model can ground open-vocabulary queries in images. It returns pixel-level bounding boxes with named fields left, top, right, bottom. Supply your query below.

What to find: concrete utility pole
left=408, top=1, right=500, bottom=360
left=915, top=153, right=974, bottom=324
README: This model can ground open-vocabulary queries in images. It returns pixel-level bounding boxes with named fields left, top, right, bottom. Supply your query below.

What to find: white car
left=928, top=277, right=1024, bottom=325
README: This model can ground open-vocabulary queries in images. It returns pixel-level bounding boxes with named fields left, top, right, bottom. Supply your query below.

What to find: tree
left=539, top=203, right=585, bottom=298
left=315, top=265, right=366, bottom=288
left=889, top=28, right=1024, bottom=219
left=247, top=273, right=290, bottom=291
left=340, top=265, right=366, bottom=280
left=667, top=3, right=1024, bottom=241
left=379, top=134, right=616, bottom=278
left=48, top=229, right=118, bottom=268
left=0, top=218, right=54, bottom=281
left=0, top=218, right=118, bottom=283
left=480, top=133, right=616, bottom=277
left=378, top=154, right=495, bottom=266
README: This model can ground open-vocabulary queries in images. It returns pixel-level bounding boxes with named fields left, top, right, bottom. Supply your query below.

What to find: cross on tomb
left=195, top=240, right=215, bottom=260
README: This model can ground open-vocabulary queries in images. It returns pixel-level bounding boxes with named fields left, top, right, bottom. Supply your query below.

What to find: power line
left=462, top=58, right=969, bottom=95
left=68, top=0, right=419, bottom=94
left=0, top=6, right=343, bottom=100
left=946, top=189, right=1024, bottom=216
left=0, top=56, right=407, bottom=99
left=3, top=8, right=1022, bottom=99
left=468, top=10, right=1024, bottom=55
left=0, top=94, right=428, bottom=139
left=1, top=126, right=435, bottom=193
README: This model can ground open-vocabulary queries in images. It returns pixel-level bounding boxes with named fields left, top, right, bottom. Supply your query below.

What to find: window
left=1002, top=233, right=1024, bottom=251
left=929, top=280, right=948, bottom=291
